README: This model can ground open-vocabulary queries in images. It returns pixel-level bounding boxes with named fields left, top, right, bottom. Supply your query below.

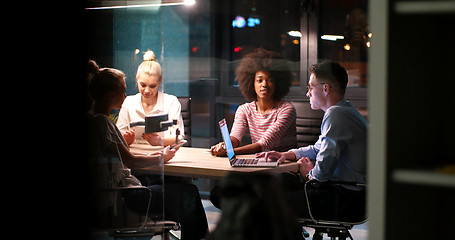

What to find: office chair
left=90, top=186, right=180, bottom=240
left=298, top=180, right=367, bottom=240
left=178, top=97, right=191, bottom=147
left=291, top=101, right=324, bottom=147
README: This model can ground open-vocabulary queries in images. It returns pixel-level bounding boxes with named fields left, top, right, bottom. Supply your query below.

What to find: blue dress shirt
left=291, top=99, right=368, bottom=188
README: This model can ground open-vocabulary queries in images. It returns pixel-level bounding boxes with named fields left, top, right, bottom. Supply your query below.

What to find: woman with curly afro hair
left=211, top=48, right=297, bottom=156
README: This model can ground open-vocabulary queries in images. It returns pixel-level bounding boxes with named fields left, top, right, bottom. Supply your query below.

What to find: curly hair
left=236, top=48, right=292, bottom=102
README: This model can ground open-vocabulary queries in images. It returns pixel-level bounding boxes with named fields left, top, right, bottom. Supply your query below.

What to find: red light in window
left=234, top=47, right=242, bottom=53
left=192, top=46, right=199, bottom=53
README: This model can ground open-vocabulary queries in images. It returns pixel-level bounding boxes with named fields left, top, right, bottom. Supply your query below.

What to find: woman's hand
left=142, top=133, right=163, bottom=146
left=162, top=146, right=177, bottom=163
left=210, top=142, right=227, bottom=157
left=123, top=129, right=135, bottom=145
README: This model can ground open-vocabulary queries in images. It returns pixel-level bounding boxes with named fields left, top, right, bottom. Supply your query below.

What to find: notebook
left=218, top=119, right=278, bottom=167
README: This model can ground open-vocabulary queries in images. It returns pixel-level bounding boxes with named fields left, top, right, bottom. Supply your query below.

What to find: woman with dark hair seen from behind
left=210, top=48, right=297, bottom=156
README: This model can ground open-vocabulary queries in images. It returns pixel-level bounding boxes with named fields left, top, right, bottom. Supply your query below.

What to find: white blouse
left=116, top=92, right=184, bottom=140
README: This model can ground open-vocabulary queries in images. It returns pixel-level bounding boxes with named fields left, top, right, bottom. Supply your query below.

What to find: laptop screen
left=219, top=119, right=235, bottom=160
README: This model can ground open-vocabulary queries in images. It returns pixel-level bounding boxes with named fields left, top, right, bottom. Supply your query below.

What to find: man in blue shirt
left=257, top=61, right=367, bottom=219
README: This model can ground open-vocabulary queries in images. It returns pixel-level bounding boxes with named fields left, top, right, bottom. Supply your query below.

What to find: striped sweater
left=230, top=101, right=297, bottom=152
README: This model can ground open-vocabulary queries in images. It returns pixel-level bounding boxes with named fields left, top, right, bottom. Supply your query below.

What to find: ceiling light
left=288, top=31, right=302, bottom=38
left=321, top=35, right=345, bottom=41
left=184, top=0, right=195, bottom=5
left=85, top=0, right=195, bottom=10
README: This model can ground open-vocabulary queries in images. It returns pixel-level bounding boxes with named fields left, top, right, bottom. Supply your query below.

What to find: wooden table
left=130, top=145, right=299, bottom=179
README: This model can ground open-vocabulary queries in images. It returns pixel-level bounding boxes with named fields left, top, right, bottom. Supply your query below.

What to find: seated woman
left=211, top=48, right=297, bottom=156
left=87, top=60, right=208, bottom=240
left=116, top=50, right=184, bottom=147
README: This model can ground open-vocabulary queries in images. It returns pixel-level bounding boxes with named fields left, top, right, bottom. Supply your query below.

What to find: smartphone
left=170, top=139, right=187, bottom=149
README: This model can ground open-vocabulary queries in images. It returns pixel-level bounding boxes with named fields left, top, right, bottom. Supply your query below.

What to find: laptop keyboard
left=235, top=158, right=259, bottom=164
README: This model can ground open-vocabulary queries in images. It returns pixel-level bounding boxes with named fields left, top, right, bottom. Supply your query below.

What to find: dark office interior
left=72, top=0, right=455, bottom=239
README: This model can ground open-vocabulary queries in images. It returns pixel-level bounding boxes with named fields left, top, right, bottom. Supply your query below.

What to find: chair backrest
left=178, top=97, right=191, bottom=147
left=304, top=180, right=367, bottom=224
left=298, top=180, right=367, bottom=239
left=291, top=101, right=324, bottom=147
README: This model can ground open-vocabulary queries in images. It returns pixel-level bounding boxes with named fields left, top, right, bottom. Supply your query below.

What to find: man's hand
left=255, top=151, right=286, bottom=164
left=297, top=157, right=314, bottom=176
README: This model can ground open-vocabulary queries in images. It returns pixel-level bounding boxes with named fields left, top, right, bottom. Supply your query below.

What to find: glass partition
left=317, top=0, right=369, bottom=87
left=316, top=0, right=369, bottom=111
left=85, top=1, right=370, bottom=236
left=215, top=0, right=304, bottom=98
left=212, top=0, right=369, bottom=104
left=86, top=4, right=170, bottom=231
left=226, top=0, right=302, bottom=87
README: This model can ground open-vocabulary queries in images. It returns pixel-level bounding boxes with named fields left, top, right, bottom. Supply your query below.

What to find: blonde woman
left=117, top=50, right=184, bottom=146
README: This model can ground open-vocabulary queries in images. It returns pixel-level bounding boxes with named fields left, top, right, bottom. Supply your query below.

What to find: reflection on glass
left=318, top=1, right=369, bottom=87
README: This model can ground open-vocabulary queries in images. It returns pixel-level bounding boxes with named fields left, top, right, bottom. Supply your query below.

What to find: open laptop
left=219, top=119, right=278, bottom=167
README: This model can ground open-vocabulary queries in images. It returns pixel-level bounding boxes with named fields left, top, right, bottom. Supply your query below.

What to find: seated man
left=257, top=61, right=367, bottom=220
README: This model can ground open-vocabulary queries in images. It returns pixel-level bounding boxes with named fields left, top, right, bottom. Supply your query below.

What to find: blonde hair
left=136, top=50, right=162, bottom=81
